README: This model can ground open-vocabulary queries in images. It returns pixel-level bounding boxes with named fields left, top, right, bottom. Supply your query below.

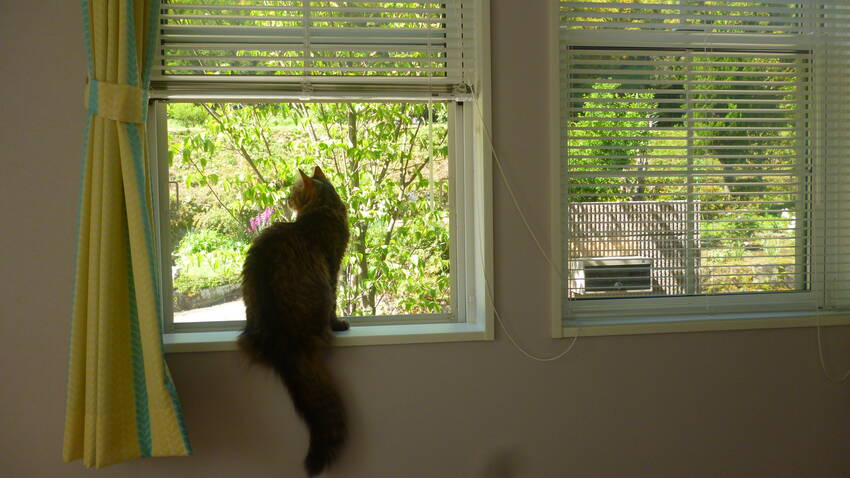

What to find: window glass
left=563, top=49, right=808, bottom=299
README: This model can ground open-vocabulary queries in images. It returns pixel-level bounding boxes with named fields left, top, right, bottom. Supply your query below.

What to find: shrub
left=172, top=229, right=248, bottom=297
left=177, top=229, right=242, bottom=255
left=169, top=103, right=208, bottom=128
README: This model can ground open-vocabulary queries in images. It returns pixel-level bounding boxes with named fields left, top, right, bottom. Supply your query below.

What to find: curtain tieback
left=84, top=76, right=145, bottom=124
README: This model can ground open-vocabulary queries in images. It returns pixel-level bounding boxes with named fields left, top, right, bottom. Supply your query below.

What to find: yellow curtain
left=64, top=0, right=191, bottom=467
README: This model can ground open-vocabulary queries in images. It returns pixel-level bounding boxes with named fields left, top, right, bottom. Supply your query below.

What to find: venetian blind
left=558, top=1, right=850, bottom=315
left=152, top=1, right=477, bottom=98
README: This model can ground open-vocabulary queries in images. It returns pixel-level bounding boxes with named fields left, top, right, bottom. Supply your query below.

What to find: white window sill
left=560, top=311, right=850, bottom=338
left=164, top=322, right=493, bottom=353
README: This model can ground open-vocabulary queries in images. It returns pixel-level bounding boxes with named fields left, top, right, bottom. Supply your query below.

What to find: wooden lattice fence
left=567, top=201, right=700, bottom=297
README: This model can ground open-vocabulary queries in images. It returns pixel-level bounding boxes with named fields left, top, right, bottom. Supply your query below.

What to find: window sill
left=560, top=311, right=850, bottom=338
left=164, top=322, right=492, bottom=354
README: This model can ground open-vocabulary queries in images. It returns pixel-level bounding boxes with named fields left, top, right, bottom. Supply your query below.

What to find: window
left=148, top=1, right=492, bottom=348
left=555, top=1, right=850, bottom=333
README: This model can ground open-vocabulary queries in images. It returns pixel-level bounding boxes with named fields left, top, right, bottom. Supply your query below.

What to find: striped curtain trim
left=126, top=229, right=152, bottom=457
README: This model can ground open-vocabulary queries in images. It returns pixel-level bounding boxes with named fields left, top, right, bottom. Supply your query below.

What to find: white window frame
left=147, top=1, right=493, bottom=352
left=548, top=0, right=850, bottom=338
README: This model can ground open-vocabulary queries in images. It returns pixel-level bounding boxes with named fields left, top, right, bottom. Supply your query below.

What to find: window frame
left=147, top=1, right=494, bottom=352
left=150, top=98, right=493, bottom=352
left=548, top=0, right=850, bottom=338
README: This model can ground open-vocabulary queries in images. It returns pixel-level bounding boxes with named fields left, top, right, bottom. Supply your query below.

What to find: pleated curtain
left=64, top=0, right=191, bottom=467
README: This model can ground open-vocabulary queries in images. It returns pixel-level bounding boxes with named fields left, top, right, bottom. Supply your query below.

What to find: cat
left=238, top=166, right=351, bottom=476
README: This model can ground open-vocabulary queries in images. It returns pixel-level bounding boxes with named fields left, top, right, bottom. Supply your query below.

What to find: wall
left=2, top=1, right=849, bottom=477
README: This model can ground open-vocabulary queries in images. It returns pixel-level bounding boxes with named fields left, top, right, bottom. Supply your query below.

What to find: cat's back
left=243, top=219, right=330, bottom=292
left=242, top=218, right=334, bottom=339
left=244, top=220, right=309, bottom=274
left=249, top=220, right=298, bottom=249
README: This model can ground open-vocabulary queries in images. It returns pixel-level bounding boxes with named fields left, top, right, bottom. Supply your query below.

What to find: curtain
left=63, top=0, right=191, bottom=467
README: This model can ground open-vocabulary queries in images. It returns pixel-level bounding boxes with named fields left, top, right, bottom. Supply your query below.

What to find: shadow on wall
left=478, top=449, right=524, bottom=478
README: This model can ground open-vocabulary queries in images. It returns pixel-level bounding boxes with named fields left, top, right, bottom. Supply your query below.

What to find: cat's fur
left=238, top=166, right=350, bottom=476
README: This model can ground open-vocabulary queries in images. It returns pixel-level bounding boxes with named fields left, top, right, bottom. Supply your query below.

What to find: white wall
left=2, top=1, right=849, bottom=477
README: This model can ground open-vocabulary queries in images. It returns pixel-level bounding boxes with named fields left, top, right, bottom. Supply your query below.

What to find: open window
left=148, top=1, right=492, bottom=348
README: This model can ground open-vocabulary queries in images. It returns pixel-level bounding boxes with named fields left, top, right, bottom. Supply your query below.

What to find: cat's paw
left=331, top=318, right=350, bottom=332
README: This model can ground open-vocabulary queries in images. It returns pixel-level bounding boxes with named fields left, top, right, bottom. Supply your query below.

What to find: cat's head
left=288, top=166, right=345, bottom=215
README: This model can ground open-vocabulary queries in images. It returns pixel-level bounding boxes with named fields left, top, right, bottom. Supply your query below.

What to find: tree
left=567, top=83, right=659, bottom=202
left=170, top=101, right=451, bottom=317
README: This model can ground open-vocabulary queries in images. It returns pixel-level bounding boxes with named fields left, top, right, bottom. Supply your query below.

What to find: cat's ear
left=299, top=169, right=315, bottom=194
left=312, top=165, right=328, bottom=182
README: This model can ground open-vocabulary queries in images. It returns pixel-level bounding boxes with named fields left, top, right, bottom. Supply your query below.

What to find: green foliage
left=568, top=83, right=661, bottom=202
left=195, top=206, right=250, bottom=239
left=172, top=230, right=247, bottom=297
left=568, top=73, right=801, bottom=294
left=168, top=103, right=207, bottom=128
left=168, top=193, right=201, bottom=248
left=177, top=229, right=242, bottom=255
left=168, top=101, right=451, bottom=316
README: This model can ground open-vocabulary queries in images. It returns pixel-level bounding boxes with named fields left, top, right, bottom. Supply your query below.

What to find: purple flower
left=247, top=207, right=275, bottom=234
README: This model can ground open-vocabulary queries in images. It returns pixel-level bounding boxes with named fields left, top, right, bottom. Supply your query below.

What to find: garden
left=167, top=101, right=451, bottom=320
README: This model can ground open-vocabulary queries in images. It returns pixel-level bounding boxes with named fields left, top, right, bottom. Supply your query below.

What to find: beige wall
left=2, top=1, right=849, bottom=476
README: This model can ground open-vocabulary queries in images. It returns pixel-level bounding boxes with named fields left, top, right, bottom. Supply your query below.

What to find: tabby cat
left=239, top=166, right=350, bottom=476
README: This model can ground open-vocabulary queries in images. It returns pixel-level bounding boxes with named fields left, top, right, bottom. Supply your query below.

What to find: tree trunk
left=347, top=107, right=376, bottom=314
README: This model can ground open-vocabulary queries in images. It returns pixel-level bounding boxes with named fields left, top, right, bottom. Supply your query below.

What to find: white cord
left=494, top=305, right=579, bottom=362
left=472, top=90, right=567, bottom=283
left=468, top=87, right=578, bottom=362
left=816, top=312, right=850, bottom=383
left=812, top=40, right=850, bottom=384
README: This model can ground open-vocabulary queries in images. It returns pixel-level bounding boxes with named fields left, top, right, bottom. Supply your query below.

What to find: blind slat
left=154, top=0, right=477, bottom=95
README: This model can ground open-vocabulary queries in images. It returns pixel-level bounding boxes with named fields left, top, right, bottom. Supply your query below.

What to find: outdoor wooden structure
left=566, top=201, right=700, bottom=297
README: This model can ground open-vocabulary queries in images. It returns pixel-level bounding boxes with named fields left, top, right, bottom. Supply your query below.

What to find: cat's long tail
left=273, top=341, right=347, bottom=477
